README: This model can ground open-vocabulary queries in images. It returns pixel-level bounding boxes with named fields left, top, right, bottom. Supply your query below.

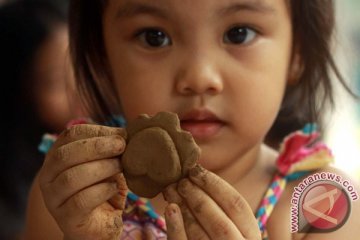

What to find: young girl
left=24, top=0, right=360, bottom=239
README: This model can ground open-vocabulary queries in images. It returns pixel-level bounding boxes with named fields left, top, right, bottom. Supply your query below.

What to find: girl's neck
left=233, top=144, right=278, bottom=210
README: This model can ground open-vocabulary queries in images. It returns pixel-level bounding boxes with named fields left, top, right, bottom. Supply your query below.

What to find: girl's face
left=103, top=0, right=296, bottom=171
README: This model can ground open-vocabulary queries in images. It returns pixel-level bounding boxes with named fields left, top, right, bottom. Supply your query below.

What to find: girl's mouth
left=179, top=109, right=224, bottom=140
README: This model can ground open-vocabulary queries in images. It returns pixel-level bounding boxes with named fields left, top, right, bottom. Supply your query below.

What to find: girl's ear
left=287, top=46, right=303, bottom=85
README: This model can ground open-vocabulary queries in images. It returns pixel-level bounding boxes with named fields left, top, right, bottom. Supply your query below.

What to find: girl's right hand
left=39, top=124, right=128, bottom=240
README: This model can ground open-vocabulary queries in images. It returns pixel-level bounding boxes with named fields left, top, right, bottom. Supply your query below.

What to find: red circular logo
left=301, top=182, right=350, bottom=231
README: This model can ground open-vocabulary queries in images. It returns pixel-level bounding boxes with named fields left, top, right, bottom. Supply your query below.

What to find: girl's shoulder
left=264, top=125, right=360, bottom=239
left=270, top=165, right=360, bottom=240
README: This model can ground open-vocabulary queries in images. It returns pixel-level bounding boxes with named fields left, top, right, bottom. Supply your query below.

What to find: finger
left=58, top=181, right=119, bottom=223
left=188, top=165, right=260, bottom=239
left=41, top=135, right=125, bottom=183
left=165, top=203, right=187, bottom=240
left=45, top=158, right=122, bottom=208
left=53, top=124, right=127, bottom=149
left=163, top=185, right=209, bottom=240
left=108, top=173, right=128, bottom=210
left=178, top=179, right=243, bottom=239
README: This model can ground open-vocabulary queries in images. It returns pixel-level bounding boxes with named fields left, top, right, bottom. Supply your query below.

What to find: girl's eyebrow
left=115, top=0, right=275, bottom=20
left=115, top=2, right=169, bottom=20
left=219, top=1, right=276, bottom=16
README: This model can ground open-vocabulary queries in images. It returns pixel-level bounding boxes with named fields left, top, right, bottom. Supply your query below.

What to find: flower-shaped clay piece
left=122, top=112, right=201, bottom=198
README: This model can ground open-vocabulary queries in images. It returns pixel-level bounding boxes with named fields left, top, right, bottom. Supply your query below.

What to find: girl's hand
left=39, top=124, right=128, bottom=240
left=164, top=165, right=261, bottom=240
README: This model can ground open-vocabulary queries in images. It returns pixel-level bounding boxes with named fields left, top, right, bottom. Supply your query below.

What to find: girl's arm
left=24, top=174, right=63, bottom=240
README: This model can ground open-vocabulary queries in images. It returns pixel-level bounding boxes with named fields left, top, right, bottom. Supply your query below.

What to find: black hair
left=0, top=0, right=68, bottom=238
left=68, top=0, right=357, bottom=149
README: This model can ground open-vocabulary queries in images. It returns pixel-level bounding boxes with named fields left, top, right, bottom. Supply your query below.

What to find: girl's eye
left=136, top=28, right=171, bottom=48
left=224, top=26, right=256, bottom=45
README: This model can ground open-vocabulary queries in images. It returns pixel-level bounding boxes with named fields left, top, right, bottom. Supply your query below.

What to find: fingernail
left=163, top=184, right=177, bottom=203
left=114, top=136, right=125, bottom=152
left=189, top=164, right=205, bottom=177
left=165, top=204, right=181, bottom=232
left=177, top=179, right=192, bottom=196
left=165, top=203, right=178, bottom=219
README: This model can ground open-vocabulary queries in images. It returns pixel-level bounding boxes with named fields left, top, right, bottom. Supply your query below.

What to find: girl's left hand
left=163, top=165, right=261, bottom=240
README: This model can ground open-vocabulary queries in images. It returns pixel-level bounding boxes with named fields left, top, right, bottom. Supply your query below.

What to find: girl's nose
left=175, top=57, right=224, bottom=96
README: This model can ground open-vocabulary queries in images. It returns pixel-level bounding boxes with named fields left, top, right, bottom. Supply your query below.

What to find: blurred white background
left=325, top=1, right=360, bottom=180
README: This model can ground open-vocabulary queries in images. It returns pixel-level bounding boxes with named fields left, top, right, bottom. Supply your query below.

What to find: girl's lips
left=179, top=109, right=224, bottom=140
left=180, top=120, right=224, bottom=140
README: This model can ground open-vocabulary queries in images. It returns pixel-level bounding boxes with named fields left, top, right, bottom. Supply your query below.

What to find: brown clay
left=122, top=112, right=200, bottom=198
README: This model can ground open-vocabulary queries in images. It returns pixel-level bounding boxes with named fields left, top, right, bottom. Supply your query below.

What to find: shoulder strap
left=124, top=192, right=166, bottom=232
left=255, top=124, right=333, bottom=238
